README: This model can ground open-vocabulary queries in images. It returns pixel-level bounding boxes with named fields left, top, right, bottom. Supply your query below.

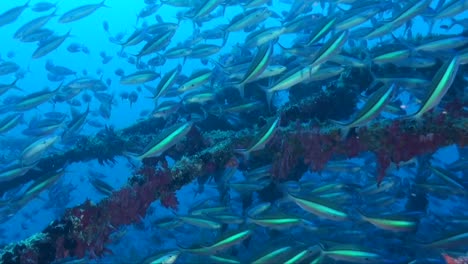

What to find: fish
left=120, top=70, right=160, bottom=85
left=320, top=247, right=382, bottom=263
left=127, top=122, right=193, bottom=160
left=434, top=0, right=468, bottom=19
left=0, top=78, right=22, bottom=96
left=414, top=37, right=468, bottom=53
left=150, top=65, right=182, bottom=103
left=137, top=4, right=160, bottom=22
left=163, top=46, right=192, bottom=60
left=45, top=60, right=76, bottom=76
left=335, top=6, right=381, bottom=31
left=88, top=175, right=114, bottom=196
left=140, top=250, right=180, bottom=264
left=208, top=255, right=240, bottom=264
left=116, top=28, right=147, bottom=50
left=0, top=113, right=24, bottom=134
left=151, top=101, right=180, bottom=119
left=233, top=42, right=273, bottom=97
left=406, top=56, right=460, bottom=119
left=309, top=30, right=349, bottom=68
left=243, top=27, right=286, bottom=48
left=33, top=31, right=71, bottom=59
left=364, top=0, right=431, bottom=39
left=421, top=232, right=468, bottom=249
left=284, top=246, right=321, bottom=264
left=177, top=69, right=212, bottom=93
left=332, top=84, right=395, bottom=137
left=251, top=246, right=293, bottom=264
left=0, top=1, right=30, bottom=27
left=305, top=66, right=345, bottom=82
left=442, top=254, right=468, bottom=264
left=31, top=2, right=58, bottom=12
left=136, top=30, right=176, bottom=59
left=183, top=91, right=216, bottom=105
left=14, top=85, right=61, bottom=111
left=0, top=0, right=466, bottom=262
left=0, top=61, right=20, bottom=76
left=12, top=169, right=66, bottom=210
left=372, top=50, right=411, bottom=65
left=0, top=164, right=35, bottom=183
left=19, top=28, right=54, bottom=43
left=263, top=65, right=321, bottom=108
left=62, top=106, right=90, bottom=144
left=329, top=55, right=366, bottom=68
left=248, top=214, right=303, bottom=229
left=14, top=10, right=57, bottom=39
left=359, top=211, right=418, bottom=232
left=177, top=215, right=222, bottom=229
left=287, top=192, right=349, bottom=221
left=429, top=165, right=466, bottom=191
left=225, top=7, right=272, bottom=33
left=179, top=229, right=252, bottom=255
left=188, top=44, right=222, bottom=58
left=21, top=135, right=60, bottom=166
left=23, top=116, right=65, bottom=137
left=306, top=17, right=337, bottom=46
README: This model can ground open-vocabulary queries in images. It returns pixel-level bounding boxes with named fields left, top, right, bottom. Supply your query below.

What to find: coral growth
left=271, top=110, right=466, bottom=186
left=50, top=163, right=179, bottom=260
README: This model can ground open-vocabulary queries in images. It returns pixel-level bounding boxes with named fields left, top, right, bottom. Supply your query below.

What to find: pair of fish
left=332, top=55, right=460, bottom=138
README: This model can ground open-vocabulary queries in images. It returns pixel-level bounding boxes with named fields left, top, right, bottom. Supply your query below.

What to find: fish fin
left=317, top=242, right=327, bottom=254
left=175, top=241, right=189, bottom=252
left=355, top=209, right=368, bottom=222
left=208, top=59, right=229, bottom=74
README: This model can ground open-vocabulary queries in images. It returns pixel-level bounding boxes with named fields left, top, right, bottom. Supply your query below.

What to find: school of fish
left=0, top=0, right=467, bottom=263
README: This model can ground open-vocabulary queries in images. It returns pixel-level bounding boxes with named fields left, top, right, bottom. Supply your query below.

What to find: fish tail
left=100, top=0, right=110, bottom=8
left=234, top=149, right=250, bottom=162
left=328, top=120, right=350, bottom=140
left=221, top=32, right=229, bottom=47
left=445, top=18, right=458, bottom=30
left=259, top=78, right=275, bottom=111
left=398, top=112, right=424, bottom=125
left=10, top=78, right=23, bottom=92
left=276, top=42, right=289, bottom=51
left=236, top=83, right=245, bottom=98
left=122, top=151, right=142, bottom=167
